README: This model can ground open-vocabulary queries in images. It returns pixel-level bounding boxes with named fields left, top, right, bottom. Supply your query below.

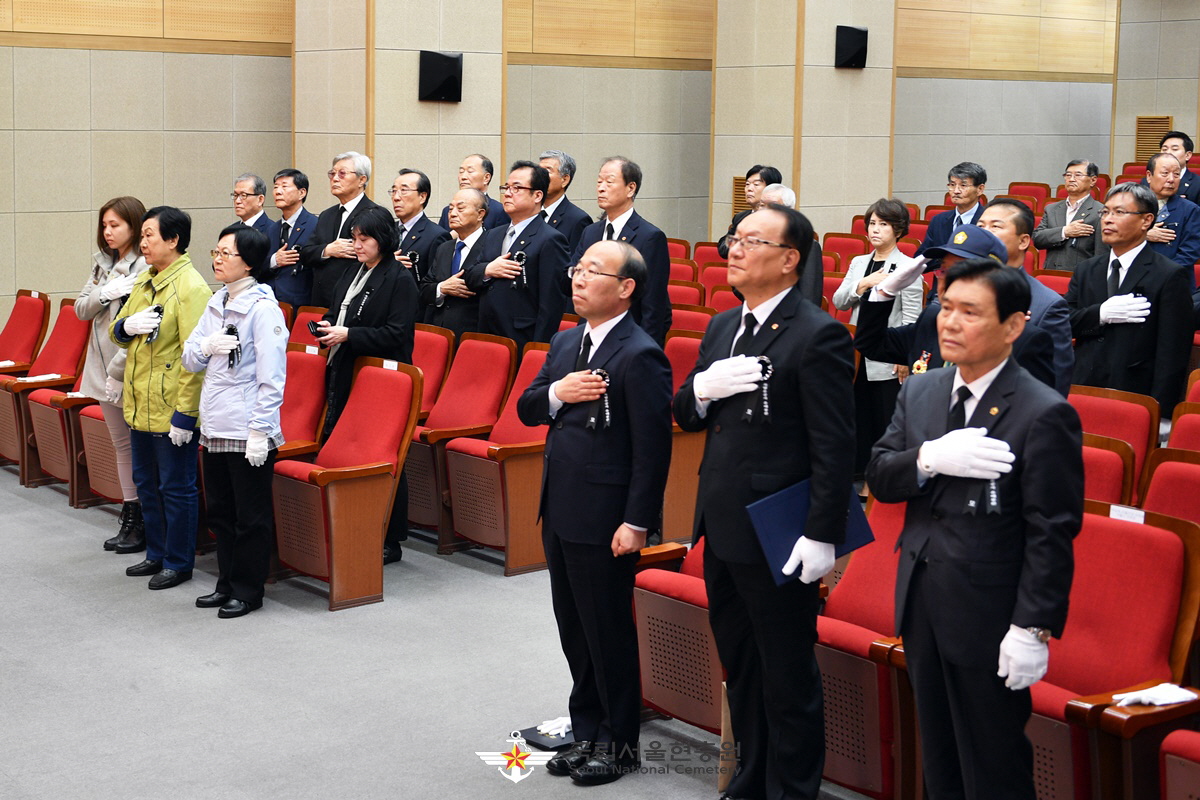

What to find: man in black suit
left=867, top=257, right=1083, bottom=800
left=1161, top=131, right=1200, bottom=205
left=1065, top=182, right=1193, bottom=420
left=517, top=241, right=673, bottom=786
left=571, top=157, right=671, bottom=344
left=1032, top=159, right=1104, bottom=272
left=916, top=162, right=988, bottom=264
left=420, top=188, right=486, bottom=339
left=232, top=173, right=273, bottom=271
left=298, top=151, right=384, bottom=308
left=464, top=161, right=570, bottom=352
left=539, top=149, right=592, bottom=254
left=437, top=154, right=509, bottom=232
left=265, top=168, right=318, bottom=308
left=716, top=164, right=783, bottom=259
left=674, top=204, right=856, bottom=800
left=389, top=168, right=450, bottom=287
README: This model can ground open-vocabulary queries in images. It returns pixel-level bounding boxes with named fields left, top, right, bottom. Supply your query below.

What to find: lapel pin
left=771, top=323, right=779, bottom=330
left=989, top=406, right=999, bottom=415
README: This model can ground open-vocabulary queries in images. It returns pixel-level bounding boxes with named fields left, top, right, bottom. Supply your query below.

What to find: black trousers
left=901, top=563, right=1035, bottom=800
left=543, top=527, right=641, bottom=755
left=704, top=546, right=825, bottom=800
left=853, top=366, right=901, bottom=476
left=202, top=449, right=276, bottom=604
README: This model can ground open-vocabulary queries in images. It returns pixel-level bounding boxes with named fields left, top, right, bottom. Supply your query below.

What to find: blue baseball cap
left=925, top=225, right=1007, bottom=264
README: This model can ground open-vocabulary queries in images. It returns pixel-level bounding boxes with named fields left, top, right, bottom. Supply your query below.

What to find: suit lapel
left=617, top=211, right=641, bottom=245
left=1118, top=246, right=1154, bottom=294
left=749, top=287, right=802, bottom=356
left=964, top=360, right=1017, bottom=431
left=588, top=315, right=633, bottom=372
left=513, top=214, right=544, bottom=252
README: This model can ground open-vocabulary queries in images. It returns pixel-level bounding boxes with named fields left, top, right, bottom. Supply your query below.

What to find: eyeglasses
left=230, top=192, right=260, bottom=200
left=387, top=187, right=420, bottom=197
left=567, top=265, right=625, bottom=282
left=1062, top=172, right=1092, bottom=180
left=1099, top=209, right=1150, bottom=219
left=946, top=181, right=977, bottom=191
left=725, top=235, right=791, bottom=252
left=327, top=169, right=360, bottom=180
left=499, top=184, right=534, bottom=195
left=210, top=248, right=241, bottom=260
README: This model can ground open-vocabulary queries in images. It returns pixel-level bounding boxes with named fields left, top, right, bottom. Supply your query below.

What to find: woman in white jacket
left=832, top=198, right=924, bottom=491
left=76, top=196, right=149, bottom=553
left=182, top=224, right=287, bottom=619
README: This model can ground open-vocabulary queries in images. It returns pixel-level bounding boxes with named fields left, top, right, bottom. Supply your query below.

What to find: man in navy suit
left=539, top=149, right=592, bottom=254
left=232, top=173, right=273, bottom=270
left=265, top=168, right=318, bottom=308
left=420, top=188, right=487, bottom=339
left=1160, top=131, right=1200, bottom=205
left=437, top=154, right=509, bottom=232
left=977, top=199, right=1074, bottom=395
left=517, top=241, right=673, bottom=786
left=916, top=162, right=988, bottom=265
left=1143, top=152, right=1200, bottom=280
left=464, top=161, right=570, bottom=352
left=571, top=158, right=671, bottom=345
left=389, top=168, right=450, bottom=287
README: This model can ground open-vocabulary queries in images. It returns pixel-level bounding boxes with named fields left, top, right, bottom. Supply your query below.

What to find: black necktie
left=397, top=222, right=407, bottom=244
left=575, top=332, right=592, bottom=371
left=280, top=221, right=290, bottom=247
left=541, top=209, right=549, bottom=222
left=948, top=385, right=972, bottom=430
left=732, top=312, right=757, bottom=357
left=605, top=222, right=615, bottom=241
left=1108, top=259, right=1121, bottom=297
left=337, top=206, right=350, bottom=238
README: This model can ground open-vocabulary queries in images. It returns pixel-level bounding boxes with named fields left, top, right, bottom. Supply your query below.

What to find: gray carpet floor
left=0, top=467, right=864, bottom=800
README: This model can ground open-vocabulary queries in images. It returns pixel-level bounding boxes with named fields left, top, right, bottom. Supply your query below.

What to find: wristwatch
left=1025, top=626, right=1051, bottom=643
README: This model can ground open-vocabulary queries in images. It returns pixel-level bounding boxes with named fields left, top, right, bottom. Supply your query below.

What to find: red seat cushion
left=635, top=569, right=709, bottom=609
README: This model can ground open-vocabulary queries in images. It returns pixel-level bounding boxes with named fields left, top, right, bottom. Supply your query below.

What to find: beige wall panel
left=1040, top=0, right=1107, bottom=20
left=1039, top=17, right=1108, bottom=72
left=1117, top=21, right=1160, bottom=80
left=293, top=132, right=366, bottom=205
left=438, top=53, right=503, bottom=136
left=713, top=66, right=794, bottom=137
left=374, top=50, right=440, bottom=135
left=675, top=196, right=708, bottom=244
left=0, top=48, right=13, bottom=129
left=895, top=10, right=971, bottom=70
left=634, top=0, right=713, bottom=61
left=680, top=69, right=712, bottom=136
left=626, top=68, right=682, bottom=134
left=0, top=131, right=11, bottom=214
left=1161, top=0, right=1195, bottom=21
left=1112, top=77, right=1156, bottom=137
left=532, top=0, right=635, bottom=58
left=12, top=0, right=160, bottom=37
left=526, top=66, right=586, bottom=134
left=295, top=0, right=364, bottom=52
left=580, top=68, right=633, bottom=135
left=164, top=0, right=291, bottom=43
left=233, top=56, right=291, bottom=132
left=440, top=0, right=502, bottom=52
left=163, top=131, right=232, bottom=209
left=181, top=207, right=230, bottom=280
left=505, top=0, right=533, bottom=53
left=91, top=131, right=164, bottom=210
left=15, top=211, right=92, bottom=294
left=374, top=1, right=437, bottom=51
left=804, top=0, right=893, bottom=67
left=233, top=131, right=292, bottom=184
left=506, top=64, right=532, bottom=133
left=17, top=129, right=88, bottom=212
left=372, top=134, right=441, bottom=206
left=90, top=50, right=164, bottom=131
left=753, top=0, right=798, bottom=66
left=0, top=215, right=13, bottom=297
left=437, top=133, right=502, bottom=201
left=1158, top=20, right=1200, bottom=80
left=971, top=0, right=1040, bottom=15
left=293, top=49, right=366, bottom=135
left=630, top=196, right=678, bottom=239
left=800, top=66, right=892, bottom=138
left=673, top=132, right=711, bottom=199
left=969, top=14, right=1040, bottom=71
left=1156, top=79, right=1198, bottom=134
left=164, top=53, right=233, bottom=131
left=714, top=0, right=754, bottom=68
left=13, top=47, right=88, bottom=129
left=798, top=136, right=851, bottom=210
left=1119, top=0, right=1160, bottom=24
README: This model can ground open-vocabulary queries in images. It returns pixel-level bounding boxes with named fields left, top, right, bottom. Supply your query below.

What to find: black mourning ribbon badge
left=585, top=368, right=611, bottom=430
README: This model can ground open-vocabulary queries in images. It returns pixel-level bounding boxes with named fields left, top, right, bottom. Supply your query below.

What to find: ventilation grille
left=732, top=176, right=750, bottom=215
left=1136, top=115, right=1174, bottom=163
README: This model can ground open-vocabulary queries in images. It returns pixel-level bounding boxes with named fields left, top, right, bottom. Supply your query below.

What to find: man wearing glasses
left=389, top=168, right=449, bottom=285
left=465, top=161, right=570, bottom=351
left=916, top=162, right=989, bottom=264
left=1033, top=160, right=1104, bottom=272
left=231, top=173, right=273, bottom=240
left=298, top=151, right=384, bottom=308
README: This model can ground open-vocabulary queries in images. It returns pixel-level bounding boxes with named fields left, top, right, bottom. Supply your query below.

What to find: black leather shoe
left=383, top=543, right=403, bottom=564
left=148, top=569, right=192, bottom=590
left=217, top=598, right=262, bottom=619
left=570, top=750, right=640, bottom=785
left=195, top=592, right=230, bottom=608
left=546, top=741, right=593, bottom=777
left=103, top=532, right=121, bottom=551
left=125, top=559, right=162, bottom=577
left=113, top=502, right=146, bottom=554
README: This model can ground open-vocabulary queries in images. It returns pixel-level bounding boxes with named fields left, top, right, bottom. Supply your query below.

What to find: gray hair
left=761, top=183, right=796, bottom=209
left=459, top=187, right=488, bottom=214
left=333, top=151, right=372, bottom=183
left=1106, top=181, right=1158, bottom=215
left=539, top=149, right=577, bottom=182
left=234, top=173, right=266, bottom=196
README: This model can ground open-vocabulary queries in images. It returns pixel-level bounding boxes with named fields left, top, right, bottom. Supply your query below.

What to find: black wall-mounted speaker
left=834, top=26, right=868, bottom=69
left=419, top=50, right=463, bottom=102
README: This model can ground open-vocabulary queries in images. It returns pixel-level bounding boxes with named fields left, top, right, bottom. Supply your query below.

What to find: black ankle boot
left=105, top=502, right=136, bottom=551
left=114, top=502, right=146, bottom=554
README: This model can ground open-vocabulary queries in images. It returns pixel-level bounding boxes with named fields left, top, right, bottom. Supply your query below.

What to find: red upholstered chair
left=824, top=273, right=853, bottom=323
left=823, top=233, right=871, bottom=267
left=907, top=221, right=928, bottom=242
left=666, top=237, right=691, bottom=260
left=1033, top=269, right=1073, bottom=295
left=1184, top=370, right=1200, bottom=404
left=0, top=289, right=51, bottom=376
left=923, top=204, right=953, bottom=221
left=277, top=301, right=294, bottom=330
left=693, top=242, right=725, bottom=264
left=76, top=402, right=125, bottom=504
left=0, top=299, right=90, bottom=484
left=823, top=253, right=842, bottom=273
left=1140, top=450, right=1200, bottom=528
left=1117, top=172, right=1144, bottom=187
left=896, top=237, right=920, bottom=258
left=1169, top=402, right=1200, bottom=451
left=405, top=333, right=517, bottom=552
left=709, top=285, right=740, bottom=313
left=1161, top=729, right=1200, bottom=800
left=558, top=313, right=582, bottom=333
left=700, top=264, right=730, bottom=298
left=662, top=331, right=705, bottom=543
left=1082, top=432, right=1136, bottom=505
left=851, top=215, right=867, bottom=236
left=1121, top=161, right=1143, bottom=175
left=1095, top=174, right=1110, bottom=195
left=1021, top=248, right=1038, bottom=273
left=1069, top=385, right=1159, bottom=498
left=288, top=305, right=328, bottom=348
left=669, top=260, right=698, bottom=282
left=412, top=323, right=455, bottom=422
left=668, top=304, right=716, bottom=334
left=904, top=203, right=921, bottom=223
left=442, top=343, right=551, bottom=575
left=667, top=280, right=705, bottom=307
left=24, top=377, right=97, bottom=506
left=276, top=344, right=328, bottom=460
left=272, top=358, right=422, bottom=610
left=1008, top=182, right=1052, bottom=214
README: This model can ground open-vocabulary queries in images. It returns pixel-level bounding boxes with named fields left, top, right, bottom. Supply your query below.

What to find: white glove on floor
left=122, top=308, right=162, bottom=335
left=537, top=717, right=572, bottom=737
left=200, top=332, right=239, bottom=357
left=104, top=376, right=123, bottom=404
left=997, top=625, right=1048, bottom=690
left=245, top=430, right=269, bottom=467
left=783, top=536, right=836, bottom=584
left=875, top=257, right=927, bottom=297
left=168, top=425, right=193, bottom=447
left=99, top=272, right=138, bottom=302
left=918, top=427, right=1014, bottom=480
left=1099, top=294, right=1151, bottom=324
left=692, top=355, right=762, bottom=400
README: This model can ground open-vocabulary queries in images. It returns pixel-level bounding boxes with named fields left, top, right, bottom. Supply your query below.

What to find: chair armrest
left=10, top=376, right=75, bottom=393
left=488, top=441, right=546, bottom=461
left=1063, top=685, right=1141, bottom=727
left=276, top=441, right=320, bottom=460
left=422, top=424, right=493, bottom=444
left=308, top=462, right=394, bottom=487
left=51, top=395, right=98, bottom=410
left=1097, top=689, right=1200, bottom=738
left=636, top=542, right=688, bottom=571
left=868, top=636, right=902, bottom=666
left=0, top=362, right=31, bottom=377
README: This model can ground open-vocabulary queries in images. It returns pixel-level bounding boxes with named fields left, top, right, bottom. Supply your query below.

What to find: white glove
left=99, top=272, right=138, bottom=302
left=1113, top=683, right=1199, bottom=707
left=996, top=625, right=1049, bottom=690
left=104, top=376, right=123, bottom=404
left=168, top=425, right=193, bottom=447
left=200, top=333, right=239, bottom=357
left=783, top=536, right=836, bottom=584
left=692, top=355, right=762, bottom=400
left=536, top=716, right=572, bottom=738
left=918, top=427, right=1014, bottom=480
left=1099, top=294, right=1151, bottom=324
left=122, top=308, right=162, bottom=335
left=875, top=257, right=928, bottom=297
left=245, top=430, right=270, bottom=467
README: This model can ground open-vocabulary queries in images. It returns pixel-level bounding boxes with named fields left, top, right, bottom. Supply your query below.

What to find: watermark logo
left=475, top=731, right=554, bottom=784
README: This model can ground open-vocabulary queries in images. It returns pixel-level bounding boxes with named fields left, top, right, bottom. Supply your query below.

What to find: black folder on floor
left=746, top=481, right=875, bottom=586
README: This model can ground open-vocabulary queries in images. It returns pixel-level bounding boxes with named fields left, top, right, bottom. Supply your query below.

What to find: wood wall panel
left=532, top=0, right=635, bottom=58
left=895, top=10, right=971, bottom=70
left=0, top=0, right=14, bottom=31
left=969, top=13, right=1040, bottom=71
left=165, top=0, right=291, bottom=43
left=971, top=0, right=1040, bottom=16
left=1040, top=0, right=1106, bottom=21
left=1039, top=16, right=1108, bottom=73
left=13, top=0, right=161, bottom=37
left=634, top=0, right=712, bottom=60
left=505, top=0, right=532, bottom=53
left=896, top=0, right=962, bottom=11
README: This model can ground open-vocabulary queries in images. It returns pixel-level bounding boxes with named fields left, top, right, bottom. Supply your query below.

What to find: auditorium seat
left=693, top=242, right=725, bottom=264
left=709, top=285, right=740, bottom=313
left=1022, top=247, right=1038, bottom=273
left=667, top=280, right=705, bottom=307
left=1140, top=450, right=1200, bottom=531
left=823, top=273, right=853, bottom=323
left=851, top=215, right=866, bottom=236
left=823, top=253, right=841, bottom=273
left=896, top=237, right=920, bottom=258
left=272, top=358, right=422, bottom=611
left=907, top=221, right=928, bottom=243
left=700, top=264, right=729, bottom=298
left=288, top=305, right=328, bottom=349
left=23, top=378, right=89, bottom=503
left=277, top=301, right=294, bottom=330
left=923, top=204, right=953, bottom=221
left=1095, top=174, right=1110, bottom=195
left=558, top=313, right=582, bottom=333
left=277, top=344, right=328, bottom=460
left=77, top=402, right=125, bottom=504
left=1082, top=432, right=1135, bottom=505
left=1069, top=385, right=1159, bottom=497
left=1033, top=268, right=1073, bottom=295
left=1007, top=182, right=1052, bottom=213
left=822, top=233, right=871, bottom=267
left=662, top=331, right=705, bottom=543
left=405, top=333, right=517, bottom=552
left=1169, top=402, right=1200, bottom=452
left=1121, top=161, right=1143, bottom=175
left=412, top=323, right=456, bottom=421
left=904, top=203, right=921, bottom=223
left=666, top=237, right=691, bottom=260
left=443, top=343, right=551, bottom=575
left=669, top=260, right=698, bottom=282
left=668, top=304, right=716, bottom=334
left=0, top=289, right=51, bottom=377
left=1161, top=729, right=1200, bottom=800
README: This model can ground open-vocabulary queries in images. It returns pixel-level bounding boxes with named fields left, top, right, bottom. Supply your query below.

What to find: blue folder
left=746, top=481, right=876, bottom=586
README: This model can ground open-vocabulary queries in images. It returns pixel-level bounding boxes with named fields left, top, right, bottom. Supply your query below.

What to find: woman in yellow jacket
left=110, top=206, right=212, bottom=590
